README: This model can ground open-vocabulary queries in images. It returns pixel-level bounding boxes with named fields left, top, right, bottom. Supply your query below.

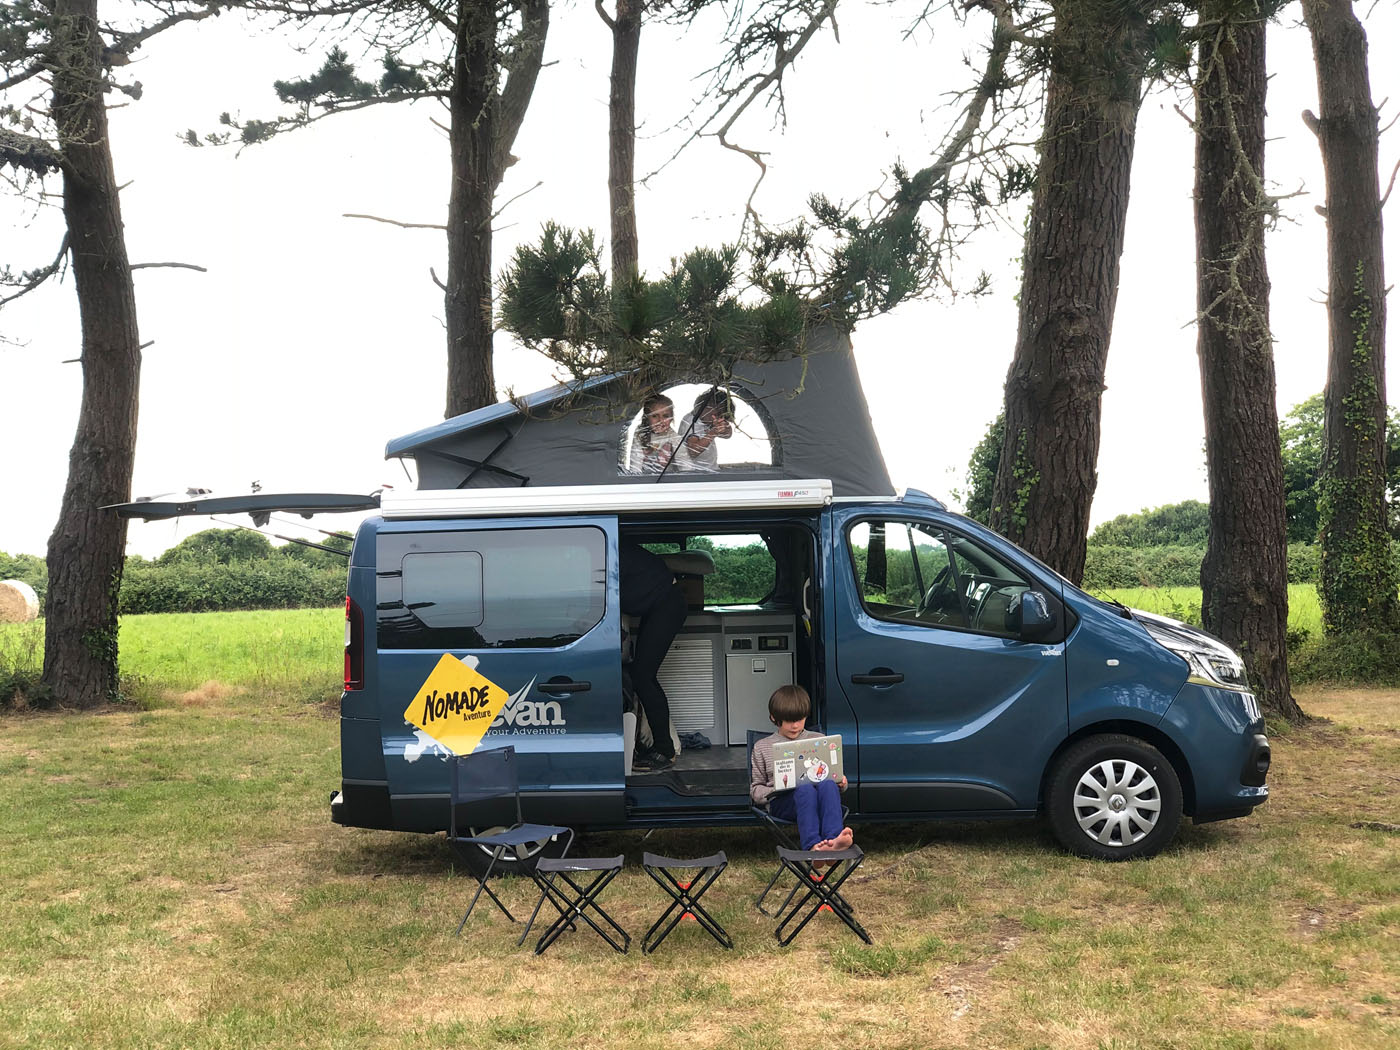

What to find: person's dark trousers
left=769, top=779, right=843, bottom=849
left=631, top=584, right=687, bottom=759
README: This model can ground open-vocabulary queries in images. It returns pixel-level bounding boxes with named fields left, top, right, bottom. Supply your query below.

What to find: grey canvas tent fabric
left=385, top=327, right=893, bottom=497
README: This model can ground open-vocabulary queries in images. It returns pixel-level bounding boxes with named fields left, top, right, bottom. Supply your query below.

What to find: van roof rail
left=380, top=479, right=835, bottom=519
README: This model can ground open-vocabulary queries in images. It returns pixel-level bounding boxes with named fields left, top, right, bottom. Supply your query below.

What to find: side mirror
left=1012, top=590, right=1058, bottom=643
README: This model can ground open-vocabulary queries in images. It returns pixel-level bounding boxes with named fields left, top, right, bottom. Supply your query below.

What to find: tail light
left=344, top=595, right=364, bottom=690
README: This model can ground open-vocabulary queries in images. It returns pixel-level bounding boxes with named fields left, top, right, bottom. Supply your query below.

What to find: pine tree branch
left=491, top=0, right=549, bottom=189
left=885, top=20, right=1014, bottom=228
left=129, top=261, right=208, bottom=272
left=0, top=62, right=46, bottom=93
left=343, top=212, right=446, bottom=229
left=713, top=0, right=840, bottom=233
left=963, top=0, right=1052, bottom=47
left=0, top=127, right=63, bottom=175
left=491, top=179, right=542, bottom=220
left=1381, top=156, right=1400, bottom=208
left=0, top=233, right=69, bottom=308
left=105, top=3, right=227, bottom=61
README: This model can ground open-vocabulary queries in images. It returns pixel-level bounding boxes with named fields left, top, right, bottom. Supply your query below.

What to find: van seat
left=662, top=550, right=716, bottom=576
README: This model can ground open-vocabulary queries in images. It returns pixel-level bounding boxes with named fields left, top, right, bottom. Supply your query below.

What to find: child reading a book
left=750, top=684, right=854, bottom=852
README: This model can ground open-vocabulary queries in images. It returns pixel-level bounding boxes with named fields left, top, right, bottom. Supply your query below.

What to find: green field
left=1108, top=584, right=1324, bottom=637
left=1, top=604, right=1398, bottom=1048
left=0, top=607, right=344, bottom=704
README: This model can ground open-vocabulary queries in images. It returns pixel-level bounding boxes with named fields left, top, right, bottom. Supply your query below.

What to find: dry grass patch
left=172, top=679, right=244, bottom=707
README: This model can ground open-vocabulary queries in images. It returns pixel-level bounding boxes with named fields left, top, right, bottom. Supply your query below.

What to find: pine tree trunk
left=1194, top=8, right=1302, bottom=724
left=40, top=0, right=141, bottom=707
left=988, top=7, right=1143, bottom=583
left=1301, top=0, right=1398, bottom=635
left=606, top=0, right=641, bottom=281
left=445, top=0, right=500, bottom=419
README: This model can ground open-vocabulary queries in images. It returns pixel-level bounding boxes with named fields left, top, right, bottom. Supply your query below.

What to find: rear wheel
left=451, top=827, right=570, bottom=877
left=1046, top=734, right=1182, bottom=861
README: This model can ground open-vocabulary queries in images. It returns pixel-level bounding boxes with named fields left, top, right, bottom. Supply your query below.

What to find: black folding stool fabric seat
left=745, top=729, right=849, bottom=915
left=528, top=855, right=629, bottom=955
left=772, top=844, right=872, bottom=945
left=448, top=745, right=573, bottom=936
left=641, top=851, right=732, bottom=954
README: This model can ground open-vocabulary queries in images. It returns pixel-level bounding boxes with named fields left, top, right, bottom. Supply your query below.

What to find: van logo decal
left=489, top=676, right=567, bottom=733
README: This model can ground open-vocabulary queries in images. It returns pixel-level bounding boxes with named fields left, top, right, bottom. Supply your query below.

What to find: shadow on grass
left=324, top=811, right=1235, bottom=881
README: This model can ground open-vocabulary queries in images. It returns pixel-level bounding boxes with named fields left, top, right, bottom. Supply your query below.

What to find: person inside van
left=676, top=389, right=734, bottom=472
left=627, top=394, right=679, bottom=475
left=621, top=541, right=686, bottom=772
left=750, top=684, right=854, bottom=853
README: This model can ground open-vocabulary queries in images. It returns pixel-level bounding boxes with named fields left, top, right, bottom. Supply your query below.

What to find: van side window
left=846, top=520, right=1033, bottom=639
left=377, top=527, right=606, bottom=649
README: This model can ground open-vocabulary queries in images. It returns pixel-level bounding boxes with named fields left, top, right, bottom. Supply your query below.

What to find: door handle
left=851, top=670, right=903, bottom=685
left=537, top=680, right=592, bottom=694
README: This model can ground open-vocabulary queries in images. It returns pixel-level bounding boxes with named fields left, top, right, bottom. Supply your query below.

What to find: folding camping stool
left=641, top=851, right=733, bottom=954
left=527, top=855, right=630, bottom=956
left=771, top=845, right=872, bottom=946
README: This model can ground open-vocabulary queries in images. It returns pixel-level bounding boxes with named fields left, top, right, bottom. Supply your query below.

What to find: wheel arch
left=1039, top=720, right=1197, bottom=817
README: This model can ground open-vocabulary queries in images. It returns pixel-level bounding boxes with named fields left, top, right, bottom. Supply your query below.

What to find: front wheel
left=1046, top=734, right=1182, bottom=861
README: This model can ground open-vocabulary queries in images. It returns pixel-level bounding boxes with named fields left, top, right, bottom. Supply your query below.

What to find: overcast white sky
left=2, top=3, right=1397, bottom=559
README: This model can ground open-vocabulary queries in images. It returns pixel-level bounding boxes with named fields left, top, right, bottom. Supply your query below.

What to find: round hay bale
left=0, top=579, right=40, bottom=623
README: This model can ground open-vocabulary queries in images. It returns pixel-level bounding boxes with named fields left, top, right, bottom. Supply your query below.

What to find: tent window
left=619, top=384, right=776, bottom=475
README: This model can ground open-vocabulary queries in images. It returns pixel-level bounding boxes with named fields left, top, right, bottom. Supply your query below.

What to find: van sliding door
left=375, top=516, right=624, bottom=831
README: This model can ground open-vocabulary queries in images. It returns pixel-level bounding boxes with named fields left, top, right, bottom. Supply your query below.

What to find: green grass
left=1105, top=584, right=1324, bottom=638
left=0, top=608, right=343, bottom=706
left=1, top=609, right=1399, bottom=1048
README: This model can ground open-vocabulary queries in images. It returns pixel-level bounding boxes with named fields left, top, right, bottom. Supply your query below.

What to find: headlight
left=1169, top=647, right=1262, bottom=719
left=1168, top=646, right=1249, bottom=692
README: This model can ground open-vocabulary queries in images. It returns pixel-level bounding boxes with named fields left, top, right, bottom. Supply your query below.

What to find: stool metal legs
left=641, top=851, right=732, bottom=953
left=527, top=856, right=630, bottom=955
left=772, top=845, right=872, bottom=945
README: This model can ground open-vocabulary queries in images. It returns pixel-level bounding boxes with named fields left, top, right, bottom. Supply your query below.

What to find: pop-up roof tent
left=386, top=326, right=893, bottom=498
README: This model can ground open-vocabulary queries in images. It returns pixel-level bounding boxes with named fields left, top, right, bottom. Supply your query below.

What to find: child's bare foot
left=829, top=827, right=854, bottom=850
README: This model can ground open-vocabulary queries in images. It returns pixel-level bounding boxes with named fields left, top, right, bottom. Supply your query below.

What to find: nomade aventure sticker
left=402, top=653, right=510, bottom=756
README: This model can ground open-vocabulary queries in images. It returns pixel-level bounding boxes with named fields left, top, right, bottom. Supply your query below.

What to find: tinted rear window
left=377, top=527, right=606, bottom=649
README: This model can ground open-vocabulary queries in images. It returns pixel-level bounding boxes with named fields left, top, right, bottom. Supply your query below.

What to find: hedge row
left=1082, top=543, right=1325, bottom=591
left=117, top=560, right=346, bottom=614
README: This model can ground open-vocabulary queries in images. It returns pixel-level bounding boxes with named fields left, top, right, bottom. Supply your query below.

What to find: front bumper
left=1161, top=684, right=1270, bottom=821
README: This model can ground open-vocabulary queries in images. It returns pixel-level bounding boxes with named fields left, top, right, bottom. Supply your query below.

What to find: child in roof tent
left=750, top=684, right=854, bottom=853
left=628, top=394, right=679, bottom=474
left=676, top=388, right=734, bottom=472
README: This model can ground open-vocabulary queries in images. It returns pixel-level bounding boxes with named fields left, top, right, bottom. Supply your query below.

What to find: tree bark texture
left=1193, top=8, right=1302, bottom=723
left=606, top=0, right=641, bottom=281
left=1301, top=0, right=1398, bottom=634
left=988, top=6, right=1144, bottom=584
left=445, top=0, right=501, bottom=419
left=444, top=0, right=548, bottom=419
left=40, top=0, right=142, bottom=707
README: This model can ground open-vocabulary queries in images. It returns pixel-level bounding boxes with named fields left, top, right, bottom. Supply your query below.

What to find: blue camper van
left=327, top=478, right=1268, bottom=864
left=115, top=334, right=1269, bottom=863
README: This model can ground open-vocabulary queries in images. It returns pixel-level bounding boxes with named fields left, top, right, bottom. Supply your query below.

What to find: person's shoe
left=633, top=749, right=676, bottom=773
